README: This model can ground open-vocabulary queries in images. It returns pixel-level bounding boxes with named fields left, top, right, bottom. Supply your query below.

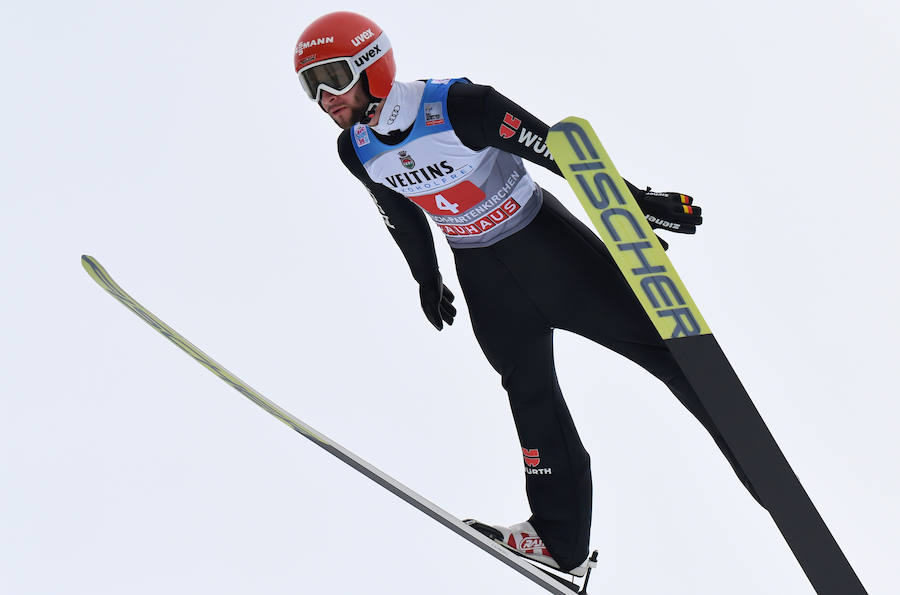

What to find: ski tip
left=81, top=255, right=109, bottom=282
left=549, top=116, right=590, bottom=133
left=81, top=254, right=97, bottom=272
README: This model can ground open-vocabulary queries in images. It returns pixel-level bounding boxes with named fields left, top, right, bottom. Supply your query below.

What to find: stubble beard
left=324, top=97, right=369, bottom=130
left=336, top=104, right=369, bottom=129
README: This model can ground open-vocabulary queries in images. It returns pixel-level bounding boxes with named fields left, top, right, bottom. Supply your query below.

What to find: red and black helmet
left=294, top=12, right=396, bottom=102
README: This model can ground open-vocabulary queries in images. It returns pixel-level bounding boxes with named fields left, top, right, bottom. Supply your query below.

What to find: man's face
left=319, top=81, right=369, bottom=129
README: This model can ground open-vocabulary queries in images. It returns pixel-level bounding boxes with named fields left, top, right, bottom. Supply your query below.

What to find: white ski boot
left=464, top=519, right=595, bottom=577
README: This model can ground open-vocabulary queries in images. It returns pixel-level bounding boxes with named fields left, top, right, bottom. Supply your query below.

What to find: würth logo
left=523, top=447, right=551, bottom=475
left=499, top=112, right=521, bottom=139
left=499, top=113, right=553, bottom=159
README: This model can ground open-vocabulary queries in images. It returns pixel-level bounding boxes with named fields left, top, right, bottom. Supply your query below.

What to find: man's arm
left=336, top=130, right=456, bottom=330
left=337, top=129, right=440, bottom=285
left=446, top=83, right=702, bottom=235
left=446, top=81, right=562, bottom=174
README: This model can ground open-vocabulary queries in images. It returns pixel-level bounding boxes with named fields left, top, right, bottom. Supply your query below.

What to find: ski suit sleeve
left=337, top=129, right=440, bottom=285
left=446, top=82, right=701, bottom=238
left=446, top=81, right=564, bottom=176
left=447, top=82, right=647, bottom=191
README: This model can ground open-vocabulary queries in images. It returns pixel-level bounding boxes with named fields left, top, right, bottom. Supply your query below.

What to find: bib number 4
left=408, top=181, right=487, bottom=216
left=434, top=194, right=460, bottom=214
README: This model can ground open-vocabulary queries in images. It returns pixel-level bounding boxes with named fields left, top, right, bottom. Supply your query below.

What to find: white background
left=3, top=1, right=898, bottom=593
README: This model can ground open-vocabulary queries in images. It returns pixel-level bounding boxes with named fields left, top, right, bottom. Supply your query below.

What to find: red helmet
left=294, top=12, right=396, bottom=102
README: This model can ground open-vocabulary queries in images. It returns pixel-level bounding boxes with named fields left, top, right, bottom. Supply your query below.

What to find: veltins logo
left=398, top=150, right=415, bottom=170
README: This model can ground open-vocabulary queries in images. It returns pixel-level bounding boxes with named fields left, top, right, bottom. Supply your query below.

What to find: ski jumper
left=338, top=79, right=760, bottom=571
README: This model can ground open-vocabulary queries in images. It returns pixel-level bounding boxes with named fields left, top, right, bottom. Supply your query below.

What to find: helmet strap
left=359, top=100, right=381, bottom=125
left=356, top=72, right=384, bottom=125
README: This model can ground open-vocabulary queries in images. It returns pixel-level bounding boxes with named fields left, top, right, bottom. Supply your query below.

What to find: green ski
left=81, top=255, right=594, bottom=594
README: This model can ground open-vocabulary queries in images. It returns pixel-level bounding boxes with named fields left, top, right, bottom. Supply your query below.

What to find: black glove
left=419, top=276, right=456, bottom=331
left=635, top=187, right=702, bottom=234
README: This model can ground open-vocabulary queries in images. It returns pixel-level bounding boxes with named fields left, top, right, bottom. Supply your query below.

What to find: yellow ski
left=547, top=117, right=866, bottom=595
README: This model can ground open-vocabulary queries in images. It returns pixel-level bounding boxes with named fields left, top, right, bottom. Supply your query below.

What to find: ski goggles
left=297, top=32, right=391, bottom=102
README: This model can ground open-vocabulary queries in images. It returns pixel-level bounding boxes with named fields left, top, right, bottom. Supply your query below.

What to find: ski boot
left=464, top=519, right=598, bottom=592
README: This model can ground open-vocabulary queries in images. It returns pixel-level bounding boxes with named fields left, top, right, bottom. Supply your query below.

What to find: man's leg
left=496, top=189, right=762, bottom=506
left=454, top=248, right=593, bottom=571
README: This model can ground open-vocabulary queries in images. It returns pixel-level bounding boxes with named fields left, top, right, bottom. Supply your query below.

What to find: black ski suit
left=337, top=81, right=759, bottom=571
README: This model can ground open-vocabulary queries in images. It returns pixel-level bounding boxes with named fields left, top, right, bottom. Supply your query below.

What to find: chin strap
left=355, top=72, right=384, bottom=125
left=358, top=99, right=381, bottom=125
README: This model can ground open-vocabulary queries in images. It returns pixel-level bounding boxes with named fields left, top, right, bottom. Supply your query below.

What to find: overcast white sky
left=3, top=1, right=899, bottom=593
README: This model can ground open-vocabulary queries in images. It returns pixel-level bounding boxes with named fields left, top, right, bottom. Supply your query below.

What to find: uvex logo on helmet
left=354, top=44, right=383, bottom=69
left=351, top=28, right=376, bottom=47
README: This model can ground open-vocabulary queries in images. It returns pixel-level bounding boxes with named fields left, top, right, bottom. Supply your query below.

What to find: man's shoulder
left=336, top=127, right=354, bottom=157
left=446, top=78, right=491, bottom=99
left=336, top=127, right=365, bottom=174
left=445, top=80, right=495, bottom=132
